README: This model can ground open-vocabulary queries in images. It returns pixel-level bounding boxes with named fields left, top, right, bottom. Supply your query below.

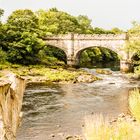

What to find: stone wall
left=0, top=74, right=26, bottom=140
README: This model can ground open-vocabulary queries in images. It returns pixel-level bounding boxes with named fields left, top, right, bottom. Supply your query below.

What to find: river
left=17, top=69, right=139, bottom=140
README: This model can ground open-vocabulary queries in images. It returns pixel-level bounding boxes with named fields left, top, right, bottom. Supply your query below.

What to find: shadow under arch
left=43, top=45, right=67, bottom=64
left=75, top=46, right=120, bottom=70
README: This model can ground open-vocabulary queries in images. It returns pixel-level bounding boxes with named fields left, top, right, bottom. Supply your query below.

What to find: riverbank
left=1, top=63, right=139, bottom=85
left=17, top=68, right=135, bottom=140
left=0, top=64, right=100, bottom=84
left=0, top=65, right=139, bottom=140
left=84, top=88, right=140, bottom=140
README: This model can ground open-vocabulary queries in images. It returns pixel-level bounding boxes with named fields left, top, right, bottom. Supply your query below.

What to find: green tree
left=0, top=8, right=4, bottom=38
left=76, top=15, right=93, bottom=34
left=0, top=9, right=8, bottom=63
left=36, top=8, right=80, bottom=35
left=92, top=27, right=114, bottom=34
left=129, top=21, right=140, bottom=35
left=6, top=32, right=45, bottom=64
left=111, top=27, right=124, bottom=34
left=7, top=9, right=40, bottom=33
left=2, top=9, right=45, bottom=64
left=127, top=21, right=140, bottom=57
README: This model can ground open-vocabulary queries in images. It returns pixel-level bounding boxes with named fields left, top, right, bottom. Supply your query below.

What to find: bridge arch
left=75, top=46, right=119, bottom=61
left=45, top=45, right=68, bottom=64
left=45, top=43, right=68, bottom=56
left=75, top=45, right=119, bottom=56
left=74, top=46, right=120, bottom=68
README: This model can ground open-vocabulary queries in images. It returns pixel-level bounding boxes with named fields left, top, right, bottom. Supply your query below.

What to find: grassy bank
left=129, top=88, right=140, bottom=122
left=0, top=64, right=100, bottom=83
left=84, top=88, right=140, bottom=140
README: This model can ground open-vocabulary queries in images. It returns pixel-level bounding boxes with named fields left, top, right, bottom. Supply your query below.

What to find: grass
left=84, top=114, right=140, bottom=140
left=0, top=64, right=99, bottom=83
left=129, top=88, right=140, bottom=122
left=84, top=88, right=140, bottom=140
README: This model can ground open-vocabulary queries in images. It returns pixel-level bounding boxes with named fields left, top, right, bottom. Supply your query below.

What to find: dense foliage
left=36, top=8, right=81, bottom=34
left=126, top=21, right=140, bottom=73
left=38, top=45, right=67, bottom=65
left=36, top=8, right=121, bottom=35
left=0, top=9, right=7, bottom=63
left=0, top=9, right=45, bottom=64
left=127, top=21, right=140, bottom=56
left=0, top=8, right=123, bottom=66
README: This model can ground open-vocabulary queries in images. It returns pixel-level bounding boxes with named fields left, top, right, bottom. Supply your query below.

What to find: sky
left=0, top=0, right=140, bottom=30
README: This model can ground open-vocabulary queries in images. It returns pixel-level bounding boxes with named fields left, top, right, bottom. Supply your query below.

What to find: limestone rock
left=0, top=74, right=26, bottom=140
left=76, top=75, right=97, bottom=83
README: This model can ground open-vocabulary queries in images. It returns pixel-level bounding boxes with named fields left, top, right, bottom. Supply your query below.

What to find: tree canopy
left=36, top=8, right=90, bottom=34
left=1, top=9, right=45, bottom=64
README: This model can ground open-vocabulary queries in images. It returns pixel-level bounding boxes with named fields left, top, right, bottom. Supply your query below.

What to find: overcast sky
left=0, top=0, right=140, bottom=30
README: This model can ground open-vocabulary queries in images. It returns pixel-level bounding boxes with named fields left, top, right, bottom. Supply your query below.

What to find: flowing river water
left=17, top=69, right=140, bottom=140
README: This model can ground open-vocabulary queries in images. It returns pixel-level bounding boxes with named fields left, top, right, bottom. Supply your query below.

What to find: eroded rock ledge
left=0, top=74, right=26, bottom=140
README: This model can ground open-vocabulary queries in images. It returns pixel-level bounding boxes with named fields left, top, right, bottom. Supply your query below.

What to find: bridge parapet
left=44, top=33, right=127, bottom=40
left=44, top=34, right=72, bottom=40
left=73, top=34, right=127, bottom=40
left=129, top=35, right=140, bottom=41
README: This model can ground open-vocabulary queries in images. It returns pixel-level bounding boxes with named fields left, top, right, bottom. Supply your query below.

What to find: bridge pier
left=120, top=60, right=133, bottom=72
left=67, top=58, right=77, bottom=67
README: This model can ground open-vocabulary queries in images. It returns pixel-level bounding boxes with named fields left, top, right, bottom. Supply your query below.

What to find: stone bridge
left=44, top=33, right=134, bottom=71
